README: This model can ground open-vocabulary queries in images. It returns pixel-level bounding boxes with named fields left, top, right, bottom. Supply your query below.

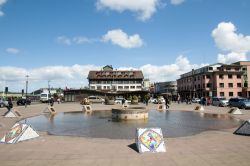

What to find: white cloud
left=102, top=29, right=143, bottom=48
left=212, top=22, right=250, bottom=64
left=0, top=10, right=4, bottom=16
left=96, top=0, right=163, bottom=21
left=0, top=0, right=7, bottom=17
left=6, top=48, right=20, bottom=54
left=56, top=36, right=72, bottom=45
left=73, top=37, right=92, bottom=44
left=0, top=56, right=206, bottom=92
left=57, top=36, right=95, bottom=45
left=217, top=52, right=247, bottom=64
left=0, top=0, right=7, bottom=5
left=170, top=0, right=186, bottom=5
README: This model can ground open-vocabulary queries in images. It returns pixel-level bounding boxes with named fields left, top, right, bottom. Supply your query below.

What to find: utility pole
left=25, top=75, right=29, bottom=108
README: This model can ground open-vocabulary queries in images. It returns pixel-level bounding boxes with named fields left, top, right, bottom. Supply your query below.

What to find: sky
left=0, top=0, right=250, bottom=92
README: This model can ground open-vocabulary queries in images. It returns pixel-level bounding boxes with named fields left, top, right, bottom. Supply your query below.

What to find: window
left=229, top=92, right=233, bottom=97
left=136, top=86, right=142, bottom=89
left=206, top=75, right=211, bottom=79
left=237, top=75, right=241, bottom=79
left=97, top=86, right=101, bottom=90
left=226, top=68, right=231, bottom=71
left=198, top=84, right=200, bottom=89
left=203, top=75, right=205, bottom=79
left=219, top=75, right=223, bottom=79
left=198, top=76, right=200, bottom=80
left=220, top=92, right=224, bottom=97
left=208, top=67, right=213, bottom=70
left=90, top=86, right=95, bottom=90
left=228, top=83, right=233, bottom=88
left=206, top=83, right=212, bottom=88
left=130, top=86, right=135, bottom=89
left=219, top=83, right=224, bottom=88
left=238, top=92, right=242, bottom=97
left=235, top=68, right=240, bottom=71
left=228, top=74, right=232, bottom=79
left=118, top=86, right=123, bottom=89
left=124, top=86, right=129, bottom=89
left=237, top=83, right=241, bottom=87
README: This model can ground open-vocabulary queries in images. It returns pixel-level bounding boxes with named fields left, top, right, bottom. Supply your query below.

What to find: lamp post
left=48, top=80, right=51, bottom=105
left=25, top=75, right=29, bottom=108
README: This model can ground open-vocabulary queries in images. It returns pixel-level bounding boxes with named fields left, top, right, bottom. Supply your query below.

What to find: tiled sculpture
left=136, top=128, right=166, bottom=153
left=1, top=123, right=39, bottom=144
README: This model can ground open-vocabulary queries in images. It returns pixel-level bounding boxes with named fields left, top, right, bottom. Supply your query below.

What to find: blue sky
left=0, top=0, right=250, bottom=92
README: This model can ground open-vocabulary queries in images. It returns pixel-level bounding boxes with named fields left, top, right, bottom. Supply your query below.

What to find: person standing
left=7, top=97, right=13, bottom=112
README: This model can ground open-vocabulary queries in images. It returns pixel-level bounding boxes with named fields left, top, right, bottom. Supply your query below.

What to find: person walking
left=164, top=96, right=170, bottom=109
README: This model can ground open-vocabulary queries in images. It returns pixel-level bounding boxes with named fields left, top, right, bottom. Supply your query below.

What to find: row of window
left=219, top=83, right=241, bottom=88
left=219, top=92, right=242, bottom=97
left=90, top=86, right=142, bottom=90
left=179, top=74, right=242, bottom=84
left=89, top=80, right=142, bottom=84
left=178, top=82, right=242, bottom=91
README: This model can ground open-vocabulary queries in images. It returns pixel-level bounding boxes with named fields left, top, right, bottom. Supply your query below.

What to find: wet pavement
left=20, top=110, right=242, bottom=139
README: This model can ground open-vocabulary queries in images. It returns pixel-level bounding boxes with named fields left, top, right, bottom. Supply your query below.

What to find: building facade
left=233, top=61, right=250, bottom=98
left=177, top=63, right=243, bottom=99
left=154, top=81, right=177, bottom=95
left=88, top=65, right=144, bottom=92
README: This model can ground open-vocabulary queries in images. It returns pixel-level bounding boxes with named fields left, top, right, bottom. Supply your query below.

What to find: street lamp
left=25, top=75, right=29, bottom=108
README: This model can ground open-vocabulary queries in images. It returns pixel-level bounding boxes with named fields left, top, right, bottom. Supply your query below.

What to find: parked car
left=228, top=97, right=250, bottom=109
left=0, top=97, right=8, bottom=107
left=17, top=98, right=31, bottom=106
left=212, top=97, right=229, bottom=107
left=192, top=98, right=201, bottom=103
left=87, top=96, right=105, bottom=104
left=115, top=98, right=131, bottom=104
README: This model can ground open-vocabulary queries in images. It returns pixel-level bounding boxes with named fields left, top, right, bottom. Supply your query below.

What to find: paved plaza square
left=0, top=103, right=250, bottom=166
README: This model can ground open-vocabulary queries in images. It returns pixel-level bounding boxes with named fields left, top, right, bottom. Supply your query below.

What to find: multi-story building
left=177, top=63, right=243, bottom=99
left=88, top=65, right=144, bottom=92
left=233, top=61, right=250, bottom=98
left=154, top=81, right=177, bottom=95
left=142, top=78, right=151, bottom=91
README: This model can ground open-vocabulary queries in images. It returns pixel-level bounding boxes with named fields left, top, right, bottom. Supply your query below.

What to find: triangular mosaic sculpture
left=1, top=123, right=39, bottom=144
left=4, top=109, right=21, bottom=118
left=234, top=120, right=250, bottom=136
left=136, top=128, right=166, bottom=153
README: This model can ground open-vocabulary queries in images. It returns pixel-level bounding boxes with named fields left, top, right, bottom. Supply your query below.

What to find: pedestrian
left=7, top=97, right=13, bottom=112
left=57, top=98, right=60, bottom=104
left=122, top=98, right=126, bottom=106
left=164, top=96, right=170, bottom=109
left=50, top=97, right=54, bottom=107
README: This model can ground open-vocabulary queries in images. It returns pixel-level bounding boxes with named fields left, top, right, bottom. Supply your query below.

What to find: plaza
left=0, top=102, right=250, bottom=166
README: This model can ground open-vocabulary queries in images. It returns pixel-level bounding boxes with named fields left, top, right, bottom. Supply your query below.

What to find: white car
left=192, top=98, right=201, bottom=103
left=115, top=98, right=131, bottom=104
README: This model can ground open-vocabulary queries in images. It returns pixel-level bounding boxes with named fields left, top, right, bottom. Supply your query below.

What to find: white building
left=88, top=65, right=144, bottom=92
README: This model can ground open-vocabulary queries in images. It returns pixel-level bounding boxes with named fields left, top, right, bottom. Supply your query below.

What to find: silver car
left=212, top=97, right=229, bottom=107
left=0, top=97, right=8, bottom=107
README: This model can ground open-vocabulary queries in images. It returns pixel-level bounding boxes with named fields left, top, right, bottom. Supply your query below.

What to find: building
left=154, top=81, right=177, bottom=96
left=88, top=65, right=144, bottom=92
left=142, top=78, right=151, bottom=91
left=233, top=61, right=250, bottom=98
left=177, top=63, right=243, bottom=99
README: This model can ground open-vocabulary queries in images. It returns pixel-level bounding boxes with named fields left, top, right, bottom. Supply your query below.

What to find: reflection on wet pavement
left=20, top=110, right=243, bottom=139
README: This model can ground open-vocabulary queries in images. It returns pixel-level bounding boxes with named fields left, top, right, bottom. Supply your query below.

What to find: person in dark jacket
left=7, top=97, right=13, bottom=111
